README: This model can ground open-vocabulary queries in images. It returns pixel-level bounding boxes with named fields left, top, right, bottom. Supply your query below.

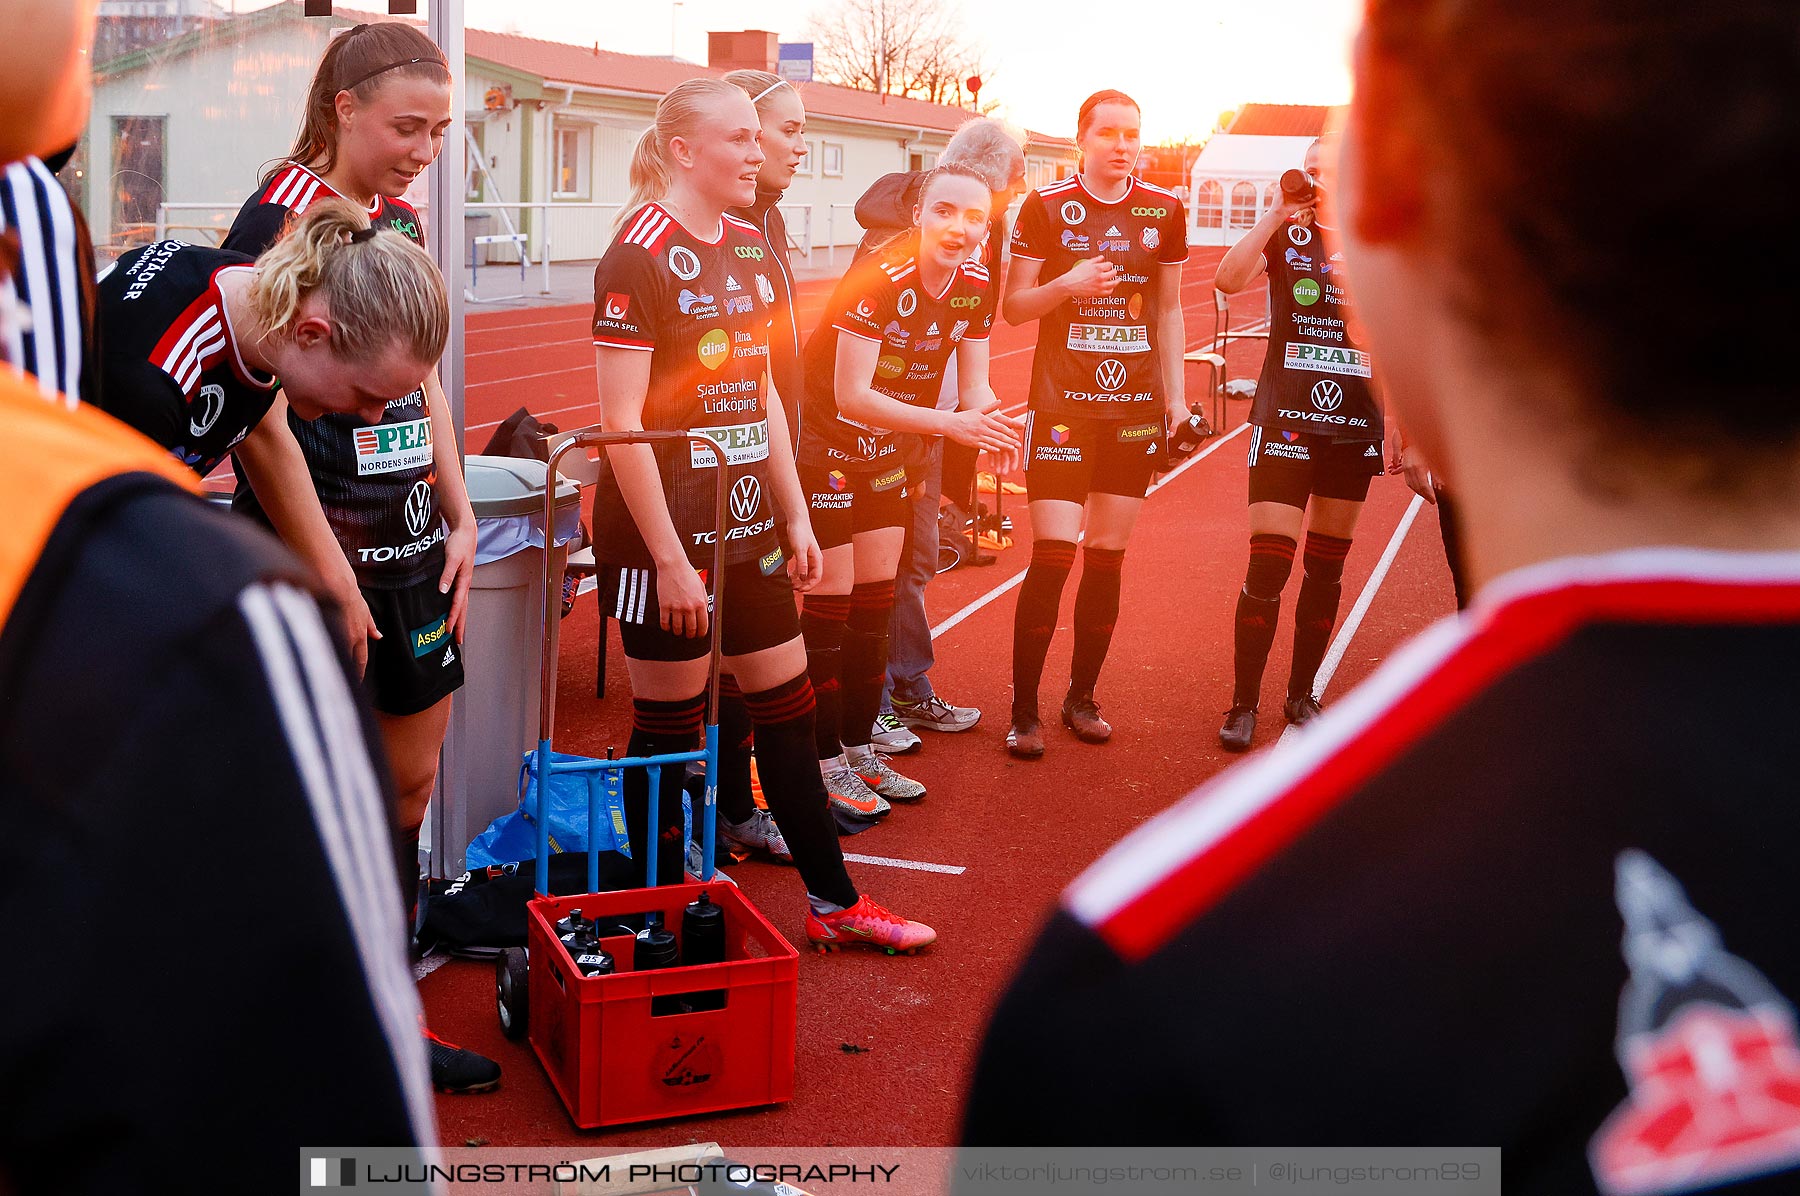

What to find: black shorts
left=798, top=461, right=910, bottom=551
left=1023, top=413, right=1163, bottom=504
left=603, top=553, right=800, bottom=662
left=1247, top=426, right=1384, bottom=508
left=362, top=575, right=465, bottom=717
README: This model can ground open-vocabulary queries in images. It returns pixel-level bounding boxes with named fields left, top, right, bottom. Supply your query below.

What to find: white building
left=1188, top=104, right=1328, bottom=246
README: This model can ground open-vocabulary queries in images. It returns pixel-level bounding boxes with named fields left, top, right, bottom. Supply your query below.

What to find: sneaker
left=1284, top=693, right=1323, bottom=726
left=1060, top=690, right=1113, bottom=744
left=1219, top=705, right=1257, bottom=752
left=423, top=1025, right=501, bottom=1094
left=870, top=710, right=922, bottom=755
left=806, top=895, right=936, bottom=954
left=684, top=839, right=741, bottom=883
left=892, top=692, right=982, bottom=733
left=823, top=760, right=892, bottom=820
left=847, top=745, right=927, bottom=802
left=1006, top=714, right=1045, bottom=760
left=721, top=808, right=792, bottom=863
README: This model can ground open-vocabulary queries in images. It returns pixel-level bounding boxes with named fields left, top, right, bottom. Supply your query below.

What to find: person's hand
left=1395, top=444, right=1437, bottom=503
left=336, top=585, right=381, bottom=679
left=659, top=560, right=711, bottom=638
left=945, top=408, right=1025, bottom=456
left=784, top=520, right=825, bottom=593
left=1060, top=256, right=1121, bottom=299
left=439, top=519, right=477, bottom=642
left=1275, top=183, right=1322, bottom=227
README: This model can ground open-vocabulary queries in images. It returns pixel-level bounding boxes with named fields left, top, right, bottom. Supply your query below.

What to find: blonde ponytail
left=611, top=77, right=747, bottom=231
left=250, top=198, right=448, bottom=367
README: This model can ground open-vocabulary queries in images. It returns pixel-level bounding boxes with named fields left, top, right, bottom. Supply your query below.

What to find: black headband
left=350, top=226, right=379, bottom=243
left=341, top=55, right=448, bottom=94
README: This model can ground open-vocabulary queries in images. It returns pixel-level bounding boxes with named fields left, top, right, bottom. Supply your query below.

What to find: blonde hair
left=722, top=69, right=792, bottom=115
left=249, top=198, right=448, bottom=366
left=615, top=77, right=750, bottom=231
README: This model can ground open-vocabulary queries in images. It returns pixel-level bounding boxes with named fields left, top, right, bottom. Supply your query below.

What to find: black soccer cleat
left=1061, top=690, right=1113, bottom=744
left=1219, top=705, right=1257, bottom=752
left=1283, top=694, right=1323, bottom=726
left=424, top=1026, right=501, bottom=1094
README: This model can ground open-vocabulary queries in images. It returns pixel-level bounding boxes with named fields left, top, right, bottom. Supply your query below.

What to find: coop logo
left=697, top=329, right=731, bottom=370
left=1310, top=380, right=1345, bottom=412
left=1287, top=224, right=1313, bottom=247
left=897, top=289, right=919, bottom=317
left=734, top=245, right=765, bottom=260
left=668, top=245, right=702, bottom=280
left=189, top=384, right=225, bottom=438
left=729, top=475, right=763, bottom=522
left=1060, top=199, right=1087, bottom=225
left=353, top=418, right=433, bottom=476
left=1050, top=423, right=1071, bottom=445
left=387, top=217, right=421, bottom=241
left=602, top=292, right=631, bottom=321
left=404, top=480, right=434, bottom=537
left=1130, top=206, right=1167, bottom=218
left=876, top=355, right=906, bottom=380
left=1293, top=278, right=1322, bottom=306
left=1095, top=359, right=1128, bottom=391
left=948, top=295, right=981, bottom=309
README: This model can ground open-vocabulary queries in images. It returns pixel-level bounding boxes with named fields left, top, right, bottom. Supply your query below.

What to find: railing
left=465, top=201, right=621, bottom=295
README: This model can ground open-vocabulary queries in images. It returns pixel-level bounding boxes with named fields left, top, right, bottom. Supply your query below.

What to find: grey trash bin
left=431, top=454, right=582, bottom=876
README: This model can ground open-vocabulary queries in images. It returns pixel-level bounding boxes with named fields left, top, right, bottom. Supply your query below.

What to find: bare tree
left=809, top=0, right=991, bottom=106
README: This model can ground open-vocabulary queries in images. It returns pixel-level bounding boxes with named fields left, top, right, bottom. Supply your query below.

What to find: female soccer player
left=796, top=163, right=1021, bottom=815
left=592, top=77, right=934, bottom=954
left=95, top=202, right=442, bottom=473
left=218, top=23, right=493, bottom=1093
left=1003, top=89, right=1188, bottom=759
left=1213, top=137, right=1383, bottom=751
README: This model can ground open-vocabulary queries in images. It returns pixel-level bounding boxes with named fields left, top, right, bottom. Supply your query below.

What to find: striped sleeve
left=0, top=157, right=86, bottom=407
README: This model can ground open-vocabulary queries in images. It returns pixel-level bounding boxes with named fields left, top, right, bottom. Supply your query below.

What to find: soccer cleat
left=892, top=692, right=982, bottom=733
left=423, top=1025, right=501, bottom=1095
left=847, top=745, right=927, bottom=802
left=823, top=761, right=892, bottom=820
left=1006, top=714, right=1045, bottom=759
left=1060, top=690, right=1113, bottom=744
left=1284, top=693, right=1324, bottom=726
left=870, top=710, right=922, bottom=755
left=721, top=808, right=792, bottom=863
left=806, top=895, right=937, bottom=955
left=1219, top=705, right=1257, bottom=752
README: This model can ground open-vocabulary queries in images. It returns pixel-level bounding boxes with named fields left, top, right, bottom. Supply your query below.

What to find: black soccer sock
left=742, top=676, right=858, bottom=909
left=1435, top=487, right=1471, bottom=611
left=1232, top=533, right=1296, bottom=708
left=1289, top=533, right=1352, bottom=700
left=1070, top=546, right=1126, bottom=696
left=801, top=593, right=852, bottom=760
left=1011, top=538, right=1077, bottom=719
left=715, top=674, right=756, bottom=825
left=840, top=578, right=895, bottom=748
left=623, top=694, right=703, bottom=887
left=395, top=821, right=422, bottom=928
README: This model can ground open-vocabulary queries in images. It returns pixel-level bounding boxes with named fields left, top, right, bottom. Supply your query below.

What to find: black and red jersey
left=799, top=235, right=993, bottom=473
left=967, top=549, right=1800, bottom=1195
left=590, top=204, right=781, bottom=569
left=223, top=162, right=442, bottom=589
left=1250, top=217, right=1382, bottom=442
left=93, top=239, right=275, bottom=475
left=1010, top=175, right=1188, bottom=422
left=729, top=190, right=803, bottom=447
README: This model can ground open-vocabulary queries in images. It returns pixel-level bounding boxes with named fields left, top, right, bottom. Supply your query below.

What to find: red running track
left=423, top=247, right=1456, bottom=1148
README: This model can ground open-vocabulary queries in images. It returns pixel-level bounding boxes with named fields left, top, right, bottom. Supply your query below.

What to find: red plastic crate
left=525, top=881, right=798, bottom=1128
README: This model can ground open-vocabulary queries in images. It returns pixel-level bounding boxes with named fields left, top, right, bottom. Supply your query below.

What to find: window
left=555, top=125, right=591, bottom=199
left=110, top=115, right=166, bottom=246
left=821, top=141, right=844, bottom=178
left=1263, top=182, right=1278, bottom=210
left=804, top=138, right=819, bottom=176
left=465, top=121, right=485, bottom=202
left=1195, top=180, right=1223, bottom=228
left=1229, top=181, right=1258, bottom=228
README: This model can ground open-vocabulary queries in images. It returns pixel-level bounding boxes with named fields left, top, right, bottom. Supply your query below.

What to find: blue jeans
left=883, top=437, right=943, bottom=709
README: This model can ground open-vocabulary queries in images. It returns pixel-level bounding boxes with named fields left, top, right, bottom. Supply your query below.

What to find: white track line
left=1275, top=493, right=1426, bottom=749
left=928, top=420, right=1252, bottom=640
left=841, top=852, right=967, bottom=875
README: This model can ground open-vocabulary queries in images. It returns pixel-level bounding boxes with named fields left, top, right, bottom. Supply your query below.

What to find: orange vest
left=0, top=373, right=197, bottom=629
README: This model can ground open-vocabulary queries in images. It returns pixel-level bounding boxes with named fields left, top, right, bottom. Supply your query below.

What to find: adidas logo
left=1105, top=225, right=1121, bottom=236
left=725, top=275, right=743, bottom=292
left=1364, top=445, right=1380, bottom=458
left=927, top=322, right=940, bottom=335
left=443, top=645, right=457, bottom=666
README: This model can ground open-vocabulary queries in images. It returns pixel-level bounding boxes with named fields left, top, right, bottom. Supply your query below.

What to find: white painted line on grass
left=1276, top=493, right=1426, bottom=749
left=929, top=420, right=1252, bottom=641
left=842, top=852, right=967, bottom=875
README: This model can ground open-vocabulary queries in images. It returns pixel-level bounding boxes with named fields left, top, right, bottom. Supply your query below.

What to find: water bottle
left=634, top=915, right=684, bottom=1015
left=682, top=891, right=728, bottom=1011
left=1280, top=168, right=1315, bottom=203
left=555, top=907, right=589, bottom=939
left=1166, top=413, right=1210, bottom=469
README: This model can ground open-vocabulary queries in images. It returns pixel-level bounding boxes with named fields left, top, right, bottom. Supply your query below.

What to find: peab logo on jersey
left=1310, top=380, right=1344, bottom=412
left=1287, top=224, right=1313, bottom=247
left=897, top=289, right=919, bottom=317
left=1095, top=359, right=1129, bottom=392
left=354, top=418, right=434, bottom=476
left=603, top=292, right=631, bottom=321
left=189, top=384, right=226, bottom=438
left=404, top=480, right=434, bottom=537
left=1068, top=323, right=1150, bottom=354
left=729, top=475, right=763, bottom=523
left=668, top=245, right=702, bottom=281
left=1060, top=199, right=1087, bottom=225
left=1588, top=851, right=1800, bottom=1196
left=1284, top=342, right=1373, bottom=379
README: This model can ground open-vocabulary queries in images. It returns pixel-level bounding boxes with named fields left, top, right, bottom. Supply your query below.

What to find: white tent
left=1188, top=134, right=1313, bottom=246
